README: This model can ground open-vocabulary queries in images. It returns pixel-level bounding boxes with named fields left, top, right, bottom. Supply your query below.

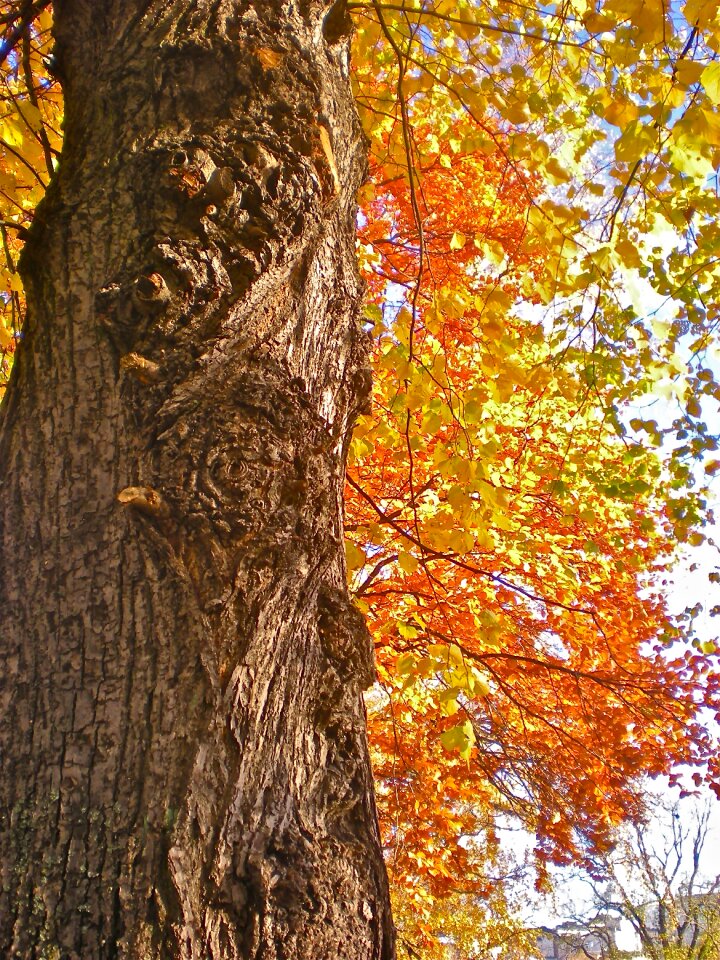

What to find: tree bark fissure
left=0, top=2, right=394, bottom=957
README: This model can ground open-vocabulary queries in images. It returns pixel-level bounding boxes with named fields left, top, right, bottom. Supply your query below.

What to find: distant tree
left=565, top=798, right=720, bottom=960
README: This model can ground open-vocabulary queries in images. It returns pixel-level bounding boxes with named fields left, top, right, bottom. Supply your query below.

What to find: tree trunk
left=0, top=1, right=395, bottom=957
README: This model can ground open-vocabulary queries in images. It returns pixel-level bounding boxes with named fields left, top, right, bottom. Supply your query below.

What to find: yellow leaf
left=702, top=61, right=720, bottom=104
left=345, top=540, right=366, bottom=573
left=440, top=720, right=476, bottom=760
left=0, top=118, right=24, bottom=149
left=456, top=18, right=480, bottom=41
left=398, top=621, right=420, bottom=640
left=683, top=0, right=720, bottom=30
left=438, top=687, right=460, bottom=716
left=18, top=102, right=43, bottom=132
left=614, top=122, right=654, bottom=163
left=603, top=98, right=639, bottom=128
left=691, top=105, right=720, bottom=146
left=398, top=552, right=419, bottom=574
left=478, top=239, right=506, bottom=266
left=448, top=527, right=475, bottom=553
left=503, top=100, right=532, bottom=125
left=395, top=653, right=416, bottom=676
left=668, top=130, right=714, bottom=178
left=546, top=157, right=571, bottom=185
left=583, top=11, right=615, bottom=30
left=675, top=60, right=704, bottom=88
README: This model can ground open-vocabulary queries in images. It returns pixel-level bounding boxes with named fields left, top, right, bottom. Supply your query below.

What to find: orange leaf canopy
left=349, top=118, right=720, bottom=915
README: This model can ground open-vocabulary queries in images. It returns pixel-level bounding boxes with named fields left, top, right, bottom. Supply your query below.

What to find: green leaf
left=395, top=653, right=416, bottom=676
left=440, top=720, right=476, bottom=760
left=438, top=687, right=461, bottom=716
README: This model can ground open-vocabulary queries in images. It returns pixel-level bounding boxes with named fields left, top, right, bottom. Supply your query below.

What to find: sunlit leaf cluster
left=348, top=0, right=720, bottom=945
left=0, top=1, right=59, bottom=386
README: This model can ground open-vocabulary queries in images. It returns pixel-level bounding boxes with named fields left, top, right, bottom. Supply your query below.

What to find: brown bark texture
left=0, top=1, right=395, bottom=957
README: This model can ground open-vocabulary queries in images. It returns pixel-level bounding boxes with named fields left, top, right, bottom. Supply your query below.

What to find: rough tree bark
left=0, top=1, right=395, bottom=957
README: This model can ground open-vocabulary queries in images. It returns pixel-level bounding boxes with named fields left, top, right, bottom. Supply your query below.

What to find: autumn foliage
left=3, top=0, right=720, bottom=955
left=0, top=3, right=58, bottom=389
left=346, top=7, right=720, bottom=943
